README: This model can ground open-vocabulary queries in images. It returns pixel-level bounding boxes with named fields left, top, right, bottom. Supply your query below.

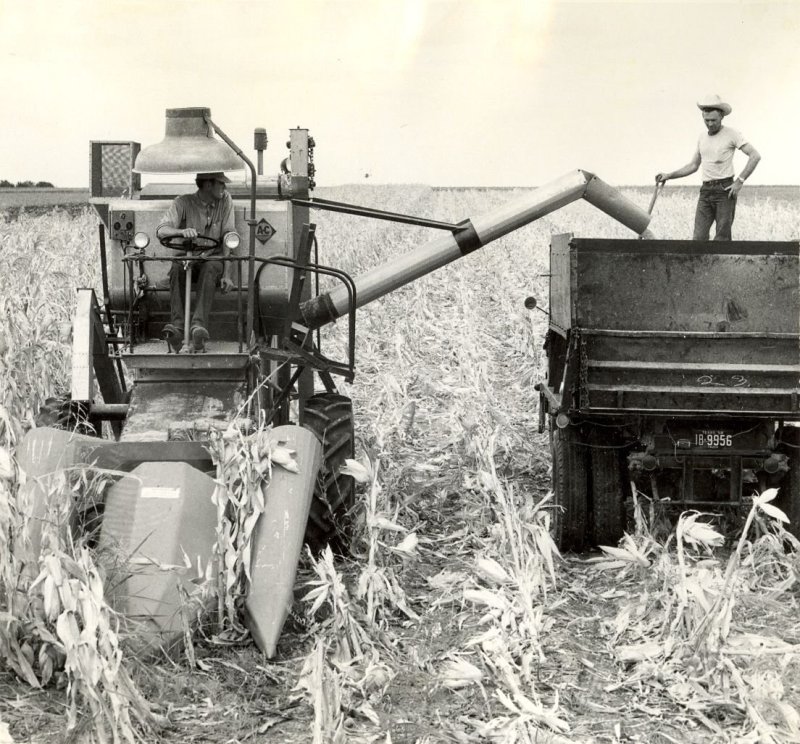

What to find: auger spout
left=300, top=170, right=654, bottom=329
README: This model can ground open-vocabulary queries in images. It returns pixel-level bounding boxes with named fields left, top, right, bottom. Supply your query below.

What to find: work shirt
left=156, top=191, right=236, bottom=254
left=696, top=126, right=748, bottom=181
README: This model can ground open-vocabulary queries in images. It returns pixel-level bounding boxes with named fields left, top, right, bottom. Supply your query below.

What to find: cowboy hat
left=196, top=172, right=231, bottom=183
left=696, top=94, right=732, bottom=116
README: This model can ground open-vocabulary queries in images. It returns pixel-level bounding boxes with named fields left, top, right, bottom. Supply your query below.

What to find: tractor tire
left=589, top=438, right=628, bottom=547
left=776, top=426, right=800, bottom=540
left=549, top=420, right=589, bottom=552
left=302, top=393, right=356, bottom=553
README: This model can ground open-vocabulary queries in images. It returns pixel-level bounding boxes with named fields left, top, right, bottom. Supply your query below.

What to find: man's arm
left=157, top=225, right=199, bottom=239
left=219, top=194, right=237, bottom=292
left=155, top=197, right=197, bottom=239
left=656, top=149, right=701, bottom=183
left=727, top=143, right=761, bottom=198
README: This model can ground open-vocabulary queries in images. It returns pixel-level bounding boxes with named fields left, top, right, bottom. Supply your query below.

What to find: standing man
left=656, top=94, right=761, bottom=240
left=156, top=172, right=238, bottom=352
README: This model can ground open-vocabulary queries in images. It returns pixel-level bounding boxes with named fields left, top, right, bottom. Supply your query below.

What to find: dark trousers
left=693, top=178, right=737, bottom=241
left=169, top=260, right=222, bottom=332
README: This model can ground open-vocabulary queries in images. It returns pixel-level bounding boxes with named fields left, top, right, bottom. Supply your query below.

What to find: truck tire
left=588, top=430, right=627, bottom=547
left=302, top=393, right=355, bottom=552
left=776, top=426, right=800, bottom=540
left=550, top=420, right=589, bottom=552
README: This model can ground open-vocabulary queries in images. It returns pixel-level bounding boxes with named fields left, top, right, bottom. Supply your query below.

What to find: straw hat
left=696, top=94, right=732, bottom=116
left=196, top=172, right=231, bottom=183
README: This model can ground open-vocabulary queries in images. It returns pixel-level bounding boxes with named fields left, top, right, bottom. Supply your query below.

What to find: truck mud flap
left=587, top=428, right=628, bottom=546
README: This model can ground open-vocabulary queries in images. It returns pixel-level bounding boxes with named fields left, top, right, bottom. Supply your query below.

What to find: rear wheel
left=302, top=393, right=356, bottom=552
left=588, top=428, right=628, bottom=546
left=550, top=419, right=589, bottom=552
left=776, top=426, right=800, bottom=540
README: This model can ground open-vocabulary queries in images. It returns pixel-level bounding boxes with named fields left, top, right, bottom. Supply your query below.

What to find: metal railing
left=119, top=252, right=357, bottom=378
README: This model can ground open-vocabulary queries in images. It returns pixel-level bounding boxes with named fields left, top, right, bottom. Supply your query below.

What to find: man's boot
left=191, top=325, right=209, bottom=353
left=162, top=323, right=183, bottom=353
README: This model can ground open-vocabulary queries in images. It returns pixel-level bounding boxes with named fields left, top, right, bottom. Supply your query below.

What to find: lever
left=524, top=296, right=549, bottom=317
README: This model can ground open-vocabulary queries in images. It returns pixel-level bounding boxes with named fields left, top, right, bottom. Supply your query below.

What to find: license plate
left=693, top=430, right=733, bottom=448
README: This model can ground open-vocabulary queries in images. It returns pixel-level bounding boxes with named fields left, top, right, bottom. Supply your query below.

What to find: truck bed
left=549, top=236, right=800, bottom=418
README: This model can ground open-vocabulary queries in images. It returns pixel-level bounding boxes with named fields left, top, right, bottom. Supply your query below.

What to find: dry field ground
left=0, top=183, right=799, bottom=744
left=0, top=190, right=89, bottom=212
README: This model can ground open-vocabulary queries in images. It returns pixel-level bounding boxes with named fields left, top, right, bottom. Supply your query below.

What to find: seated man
left=156, top=172, right=237, bottom=352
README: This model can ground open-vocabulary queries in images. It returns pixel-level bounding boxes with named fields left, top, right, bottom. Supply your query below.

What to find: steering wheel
left=159, top=234, right=220, bottom=253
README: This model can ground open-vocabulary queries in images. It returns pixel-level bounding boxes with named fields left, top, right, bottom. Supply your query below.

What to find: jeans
left=169, top=259, right=223, bottom=333
left=693, top=178, right=737, bottom=241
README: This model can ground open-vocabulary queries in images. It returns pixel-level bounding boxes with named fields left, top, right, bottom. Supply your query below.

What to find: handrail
left=120, top=253, right=357, bottom=378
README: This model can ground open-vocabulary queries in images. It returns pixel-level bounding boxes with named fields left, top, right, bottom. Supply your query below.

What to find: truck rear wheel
left=550, top=420, right=589, bottom=552
left=776, top=426, right=800, bottom=540
left=588, top=429, right=627, bottom=546
left=302, top=393, right=356, bottom=552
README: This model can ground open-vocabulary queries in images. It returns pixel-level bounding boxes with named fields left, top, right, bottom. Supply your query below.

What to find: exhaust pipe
left=301, top=170, right=654, bottom=329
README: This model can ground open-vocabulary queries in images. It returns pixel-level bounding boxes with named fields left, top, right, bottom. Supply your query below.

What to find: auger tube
left=301, top=170, right=654, bottom=329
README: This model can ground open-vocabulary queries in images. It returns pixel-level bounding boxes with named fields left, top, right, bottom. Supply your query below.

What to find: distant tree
left=15, top=180, right=34, bottom=188
left=0, top=180, right=12, bottom=188
left=35, top=181, right=55, bottom=188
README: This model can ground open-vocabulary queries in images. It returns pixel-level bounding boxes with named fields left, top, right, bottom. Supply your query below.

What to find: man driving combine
left=156, top=172, right=238, bottom=352
left=655, top=94, right=761, bottom=240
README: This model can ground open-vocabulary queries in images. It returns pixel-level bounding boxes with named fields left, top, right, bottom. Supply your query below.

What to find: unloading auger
left=299, top=168, right=654, bottom=328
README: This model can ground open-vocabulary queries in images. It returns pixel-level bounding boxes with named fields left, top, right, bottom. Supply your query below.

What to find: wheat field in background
left=0, top=186, right=799, bottom=743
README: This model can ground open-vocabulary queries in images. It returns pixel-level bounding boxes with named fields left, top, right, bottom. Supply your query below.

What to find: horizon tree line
left=0, top=180, right=55, bottom=188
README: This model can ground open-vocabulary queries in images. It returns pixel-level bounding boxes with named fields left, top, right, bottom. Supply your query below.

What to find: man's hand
left=181, top=228, right=199, bottom=238
left=725, top=179, right=744, bottom=199
left=655, top=173, right=670, bottom=184
left=220, top=275, right=235, bottom=294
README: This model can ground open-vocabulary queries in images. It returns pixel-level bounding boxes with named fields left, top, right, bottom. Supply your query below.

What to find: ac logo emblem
left=255, top=218, right=275, bottom=244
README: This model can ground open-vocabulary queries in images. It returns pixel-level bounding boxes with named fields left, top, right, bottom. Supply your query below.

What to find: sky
left=1, top=0, right=798, bottom=188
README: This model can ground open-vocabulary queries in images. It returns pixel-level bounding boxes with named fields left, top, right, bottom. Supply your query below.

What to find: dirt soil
left=5, top=464, right=800, bottom=744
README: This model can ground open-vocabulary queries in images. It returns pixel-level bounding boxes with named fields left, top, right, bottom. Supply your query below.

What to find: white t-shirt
left=696, top=126, right=748, bottom=181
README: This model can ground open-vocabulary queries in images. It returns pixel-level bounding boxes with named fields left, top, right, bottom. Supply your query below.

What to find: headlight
left=223, top=232, right=241, bottom=250
left=133, top=232, right=150, bottom=249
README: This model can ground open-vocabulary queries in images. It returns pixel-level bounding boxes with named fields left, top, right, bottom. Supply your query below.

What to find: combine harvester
left=17, top=107, right=799, bottom=656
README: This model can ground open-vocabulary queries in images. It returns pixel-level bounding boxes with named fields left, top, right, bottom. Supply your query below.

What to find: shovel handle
left=648, top=181, right=665, bottom=214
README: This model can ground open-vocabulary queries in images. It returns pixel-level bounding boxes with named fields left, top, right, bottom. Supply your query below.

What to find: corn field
left=1, top=186, right=799, bottom=743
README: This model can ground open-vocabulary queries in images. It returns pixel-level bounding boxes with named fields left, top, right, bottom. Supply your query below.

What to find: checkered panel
left=90, top=141, right=141, bottom=197
left=101, top=145, right=131, bottom=194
